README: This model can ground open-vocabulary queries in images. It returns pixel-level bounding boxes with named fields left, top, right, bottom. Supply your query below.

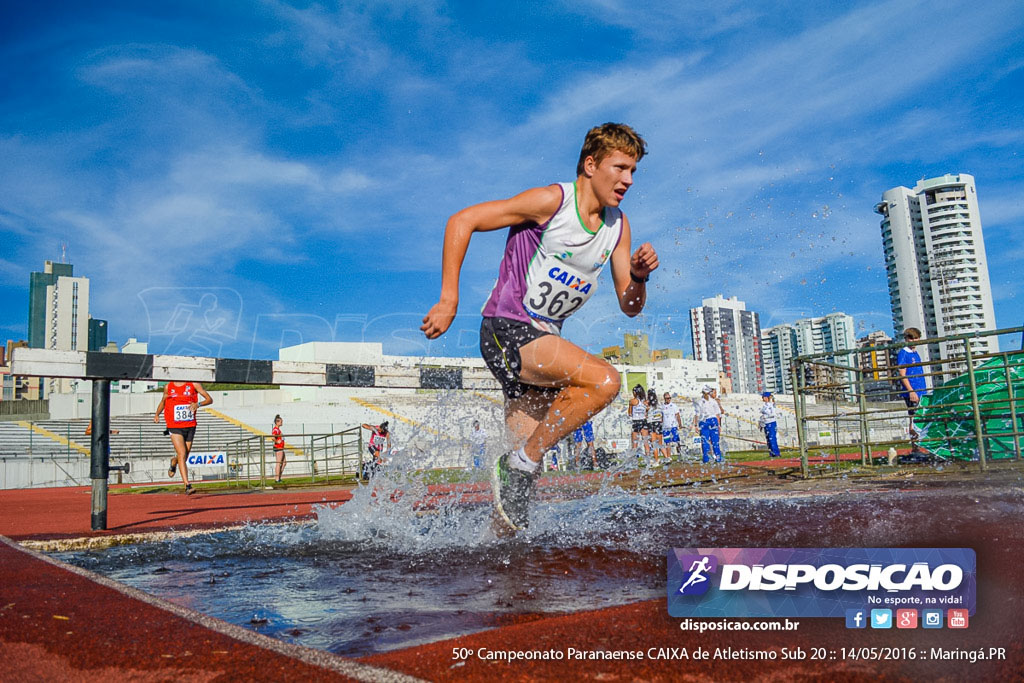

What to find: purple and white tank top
left=481, top=181, right=623, bottom=334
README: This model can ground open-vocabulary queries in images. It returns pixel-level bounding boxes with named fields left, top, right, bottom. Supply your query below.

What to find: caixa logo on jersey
left=667, top=548, right=976, bottom=618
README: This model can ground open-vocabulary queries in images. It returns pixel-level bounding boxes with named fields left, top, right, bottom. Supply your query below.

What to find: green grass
left=119, top=473, right=361, bottom=495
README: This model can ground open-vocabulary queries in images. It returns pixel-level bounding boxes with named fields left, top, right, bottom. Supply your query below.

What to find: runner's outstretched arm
left=609, top=215, right=658, bottom=317
left=421, top=186, right=562, bottom=339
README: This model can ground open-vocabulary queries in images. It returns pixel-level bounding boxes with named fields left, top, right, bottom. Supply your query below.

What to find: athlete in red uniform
left=154, top=381, right=213, bottom=494
left=271, top=415, right=286, bottom=483
left=360, top=421, right=391, bottom=481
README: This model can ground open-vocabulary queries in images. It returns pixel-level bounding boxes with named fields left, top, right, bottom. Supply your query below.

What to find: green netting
left=916, top=352, right=1024, bottom=460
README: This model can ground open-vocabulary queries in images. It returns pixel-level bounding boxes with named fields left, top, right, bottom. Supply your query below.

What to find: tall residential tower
left=690, top=295, right=764, bottom=394
left=875, top=173, right=997, bottom=371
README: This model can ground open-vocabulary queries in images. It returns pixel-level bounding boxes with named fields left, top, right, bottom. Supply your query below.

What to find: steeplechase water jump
left=5, top=127, right=1024, bottom=681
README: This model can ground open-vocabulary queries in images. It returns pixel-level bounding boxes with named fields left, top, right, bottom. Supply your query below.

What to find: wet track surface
left=53, top=465, right=1024, bottom=659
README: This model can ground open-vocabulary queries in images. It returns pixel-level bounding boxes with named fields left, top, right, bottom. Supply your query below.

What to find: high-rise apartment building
left=761, top=313, right=856, bottom=398
left=690, top=295, right=764, bottom=394
left=875, top=173, right=997, bottom=373
left=762, top=325, right=798, bottom=395
left=28, top=260, right=96, bottom=396
left=43, top=272, right=90, bottom=352
left=28, top=260, right=102, bottom=355
left=28, top=261, right=73, bottom=348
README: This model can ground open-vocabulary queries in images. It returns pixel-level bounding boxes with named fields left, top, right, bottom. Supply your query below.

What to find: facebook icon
left=845, top=609, right=867, bottom=629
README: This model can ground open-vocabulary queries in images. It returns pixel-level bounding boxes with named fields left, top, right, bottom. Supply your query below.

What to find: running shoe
left=492, top=451, right=536, bottom=532
left=168, top=461, right=177, bottom=478
left=185, top=484, right=196, bottom=496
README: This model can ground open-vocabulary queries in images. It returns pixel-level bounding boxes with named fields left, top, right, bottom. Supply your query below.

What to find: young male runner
left=421, top=123, right=659, bottom=533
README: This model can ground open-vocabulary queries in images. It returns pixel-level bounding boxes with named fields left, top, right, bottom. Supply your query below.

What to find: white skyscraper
left=44, top=274, right=90, bottom=352
left=875, top=173, right=997, bottom=371
left=42, top=271, right=90, bottom=395
left=690, top=294, right=764, bottom=394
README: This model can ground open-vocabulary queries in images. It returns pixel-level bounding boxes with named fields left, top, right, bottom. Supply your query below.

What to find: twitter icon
left=870, top=609, right=893, bottom=629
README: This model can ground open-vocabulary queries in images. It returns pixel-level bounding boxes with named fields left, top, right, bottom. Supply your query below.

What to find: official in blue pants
left=759, top=391, right=781, bottom=458
left=699, top=417, right=723, bottom=463
left=764, top=421, right=780, bottom=457
left=693, top=385, right=724, bottom=463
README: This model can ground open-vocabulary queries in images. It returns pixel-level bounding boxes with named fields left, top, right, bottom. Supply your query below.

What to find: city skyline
left=2, top=2, right=1022, bottom=360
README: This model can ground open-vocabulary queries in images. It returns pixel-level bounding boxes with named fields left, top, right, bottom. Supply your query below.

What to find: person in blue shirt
left=896, top=327, right=928, bottom=451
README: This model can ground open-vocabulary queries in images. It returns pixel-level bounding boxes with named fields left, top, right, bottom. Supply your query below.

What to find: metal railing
left=790, top=326, right=1023, bottom=477
left=226, top=427, right=364, bottom=488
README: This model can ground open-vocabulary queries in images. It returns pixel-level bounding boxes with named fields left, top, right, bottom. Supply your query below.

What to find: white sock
left=509, top=447, right=540, bottom=474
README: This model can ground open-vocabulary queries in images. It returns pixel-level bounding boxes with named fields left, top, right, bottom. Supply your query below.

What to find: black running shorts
left=480, top=316, right=555, bottom=400
left=167, top=426, right=197, bottom=442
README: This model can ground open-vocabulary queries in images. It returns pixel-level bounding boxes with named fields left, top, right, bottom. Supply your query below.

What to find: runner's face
left=588, top=149, right=637, bottom=207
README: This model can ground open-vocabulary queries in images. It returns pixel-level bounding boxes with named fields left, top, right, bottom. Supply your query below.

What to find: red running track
left=2, top=481, right=1024, bottom=681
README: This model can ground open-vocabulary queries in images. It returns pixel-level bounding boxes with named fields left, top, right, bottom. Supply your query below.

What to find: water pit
left=53, top=463, right=1024, bottom=657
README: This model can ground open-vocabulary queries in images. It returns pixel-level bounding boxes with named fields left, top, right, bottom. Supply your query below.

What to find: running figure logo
left=677, top=554, right=718, bottom=596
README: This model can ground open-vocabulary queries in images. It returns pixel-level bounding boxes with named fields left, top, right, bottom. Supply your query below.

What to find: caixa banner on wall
left=186, top=451, right=228, bottom=470
left=667, top=548, right=975, bottom=618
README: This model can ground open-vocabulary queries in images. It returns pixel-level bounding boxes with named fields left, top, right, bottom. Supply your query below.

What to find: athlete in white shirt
left=421, top=123, right=660, bottom=533
left=660, top=392, right=683, bottom=458
left=628, top=384, right=651, bottom=462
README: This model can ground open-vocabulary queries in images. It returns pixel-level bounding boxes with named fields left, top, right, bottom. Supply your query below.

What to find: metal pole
left=857, top=365, right=869, bottom=466
left=1003, top=355, right=1021, bottom=460
left=832, top=394, right=840, bottom=466
left=90, top=379, right=111, bottom=531
left=791, top=362, right=809, bottom=478
left=259, top=434, right=266, bottom=488
left=964, top=345, right=987, bottom=471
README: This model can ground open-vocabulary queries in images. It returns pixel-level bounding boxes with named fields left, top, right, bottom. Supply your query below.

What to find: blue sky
left=1, top=0, right=1022, bottom=360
